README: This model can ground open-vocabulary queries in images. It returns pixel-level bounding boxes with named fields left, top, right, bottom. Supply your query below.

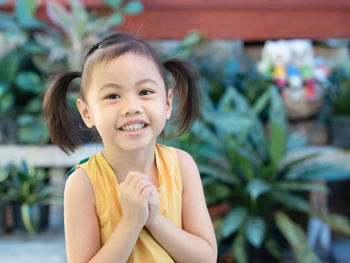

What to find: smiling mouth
left=120, top=123, right=148, bottom=131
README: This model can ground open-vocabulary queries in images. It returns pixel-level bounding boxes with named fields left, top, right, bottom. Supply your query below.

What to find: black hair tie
left=90, top=42, right=101, bottom=53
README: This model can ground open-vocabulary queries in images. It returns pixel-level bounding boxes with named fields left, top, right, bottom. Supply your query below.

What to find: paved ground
left=0, top=230, right=66, bottom=263
left=0, top=230, right=349, bottom=263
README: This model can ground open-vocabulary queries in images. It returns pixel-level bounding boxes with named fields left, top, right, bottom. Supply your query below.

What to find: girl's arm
left=145, top=148, right=218, bottom=263
left=64, top=168, right=152, bottom=263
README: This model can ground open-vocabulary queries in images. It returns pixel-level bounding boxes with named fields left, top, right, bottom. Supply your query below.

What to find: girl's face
left=77, top=53, right=172, bottom=152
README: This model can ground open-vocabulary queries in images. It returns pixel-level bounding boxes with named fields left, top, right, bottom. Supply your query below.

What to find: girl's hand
left=146, top=185, right=160, bottom=228
left=118, top=172, right=153, bottom=228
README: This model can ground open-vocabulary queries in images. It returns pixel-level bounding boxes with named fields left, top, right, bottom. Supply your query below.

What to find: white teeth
left=121, top=123, right=145, bottom=131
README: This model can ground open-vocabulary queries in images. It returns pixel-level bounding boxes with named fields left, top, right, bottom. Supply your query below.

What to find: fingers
left=136, top=180, right=153, bottom=196
left=124, top=171, right=154, bottom=196
left=123, top=172, right=136, bottom=187
left=140, top=184, right=153, bottom=200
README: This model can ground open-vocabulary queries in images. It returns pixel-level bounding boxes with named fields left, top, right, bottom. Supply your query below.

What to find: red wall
left=2, top=0, right=350, bottom=40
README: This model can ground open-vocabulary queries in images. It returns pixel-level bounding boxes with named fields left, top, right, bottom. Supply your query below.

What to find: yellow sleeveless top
left=77, top=144, right=182, bottom=263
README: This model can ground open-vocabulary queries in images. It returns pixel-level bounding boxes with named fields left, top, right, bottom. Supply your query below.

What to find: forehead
left=88, top=53, right=165, bottom=89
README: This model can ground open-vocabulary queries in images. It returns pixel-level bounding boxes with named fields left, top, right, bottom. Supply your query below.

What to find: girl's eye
left=139, top=90, right=153, bottom=96
left=105, top=94, right=120, bottom=100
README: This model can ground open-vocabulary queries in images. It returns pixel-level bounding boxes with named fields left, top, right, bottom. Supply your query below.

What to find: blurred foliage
left=159, top=31, right=272, bottom=113
left=0, top=160, right=62, bottom=234
left=325, top=62, right=350, bottom=116
left=0, top=0, right=143, bottom=144
left=34, top=0, right=143, bottom=72
left=163, top=36, right=350, bottom=261
left=0, top=0, right=48, bottom=144
left=184, top=85, right=350, bottom=262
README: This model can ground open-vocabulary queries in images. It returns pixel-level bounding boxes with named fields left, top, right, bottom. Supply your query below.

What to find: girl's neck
left=101, top=143, right=157, bottom=184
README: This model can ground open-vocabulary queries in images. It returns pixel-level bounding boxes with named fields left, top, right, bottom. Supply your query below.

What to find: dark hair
left=43, top=32, right=201, bottom=153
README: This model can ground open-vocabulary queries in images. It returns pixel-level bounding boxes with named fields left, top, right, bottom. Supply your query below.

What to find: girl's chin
left=116, top=138, right=156, bottom=151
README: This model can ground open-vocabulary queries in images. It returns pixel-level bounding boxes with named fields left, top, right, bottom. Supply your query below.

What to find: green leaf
left=249, top=121, right=269, bottom=162
left=71, top=0, right=88, bottom=37
left=275, top=182, right=329, bottom=194
left=0, top=52, right=20, bottom=83
left=21, top=203, right=39, bottom=235
left=36, top=186, right=55, bottom=201
left=275, top=212, right=321, bottom=263
left=271, top=192, right=312, bottom=212
left=218, top=87, right=249, bottom=113
left=281, top=152, right=319, bottom=174
left=232, top=228, right=248, bottom=263
left=222, top=206, right=248, bottom=238
left=264, top=234, right=283, bottom=259
left=224, top=135, right=260, bottom=170
left=17, top=116, right=49, bottom=144
left=305, top=169, right=350, bottom=182
left=312, top=211, right=350, bottom=235
left=20, top=160, right=29, bottom=177
left=247, top=179, right=271, bottom=200
left=261, top=163, right=277, bottom=178
left=19, top=17, right=45, bottom=30
left=108, top=13, right=124, bottom=26
left=15, top=72, right=42, bottom=93
left=204, top=183, right=231, bottom=205
left=212, top=112, right=253, bottom=135
left=0, top=92, right=14, bottom=115
left=192, top=121, right=223, bottom=152
left=15, top=0, right=36, bottom=20
left=46, top=0, right=73, bottom=34
left=285, top=162, right=347, bottom=181
left=268, top=86, right=286, bottom=172
left=199, top=165, right=238, bottom=185
left=123, top=1, right=143, bottom=14
left=245, top=217, right=266, bottom=248
left=269, top=121, right=286, bottom=169
left=252, top=89, right=270, bottom=116
left=103, top=0, right=123, bottom=8
left=24, top=98, right=43, bottom=114
left=181, top=31, right=201, bottom=47
left=15, top=0, right=44, bottom=29
left=0, top=165, right=11, bottom=183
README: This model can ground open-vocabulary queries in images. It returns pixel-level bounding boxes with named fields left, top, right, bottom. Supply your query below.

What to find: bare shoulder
left=65, top=167, right=95, bottom=207
left=174, top=148, right=201, bottom=190
left=174, top=148, right=198, bottom=172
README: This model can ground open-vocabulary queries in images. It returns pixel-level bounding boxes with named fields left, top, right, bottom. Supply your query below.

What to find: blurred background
left=0, top=0, right=350, bottom=262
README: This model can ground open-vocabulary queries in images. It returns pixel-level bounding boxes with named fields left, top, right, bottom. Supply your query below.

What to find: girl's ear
left=166, top=89, right=173, bottom=120
left=77, top=98, right=94, bottom=128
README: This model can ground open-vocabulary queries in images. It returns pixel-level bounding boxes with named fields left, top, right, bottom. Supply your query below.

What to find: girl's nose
left=121, top=95, right=143, bottom=116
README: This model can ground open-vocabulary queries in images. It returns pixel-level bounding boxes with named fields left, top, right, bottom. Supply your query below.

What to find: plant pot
left=12, top=202, right=49, bottom=234
left=328, top=115, right=350, bottom=149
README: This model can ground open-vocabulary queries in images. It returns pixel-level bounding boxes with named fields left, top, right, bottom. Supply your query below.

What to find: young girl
left=43, top=32, right=217, bottom=263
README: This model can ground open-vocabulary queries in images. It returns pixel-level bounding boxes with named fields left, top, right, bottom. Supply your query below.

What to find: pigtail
left=163, top=58, right=201, bottom=135
left=43, top=71, right=81, bottom=153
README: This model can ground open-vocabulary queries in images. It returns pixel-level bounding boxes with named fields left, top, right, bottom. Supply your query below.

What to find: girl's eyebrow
left=100, top=78, right=159, bottom=91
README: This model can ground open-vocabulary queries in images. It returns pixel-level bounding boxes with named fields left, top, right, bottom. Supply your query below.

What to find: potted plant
left=326, top=62, right=350, bottom=148
left=3, top=161, right=62, bottom=235
left=187, top=85, right=350, bottom=263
